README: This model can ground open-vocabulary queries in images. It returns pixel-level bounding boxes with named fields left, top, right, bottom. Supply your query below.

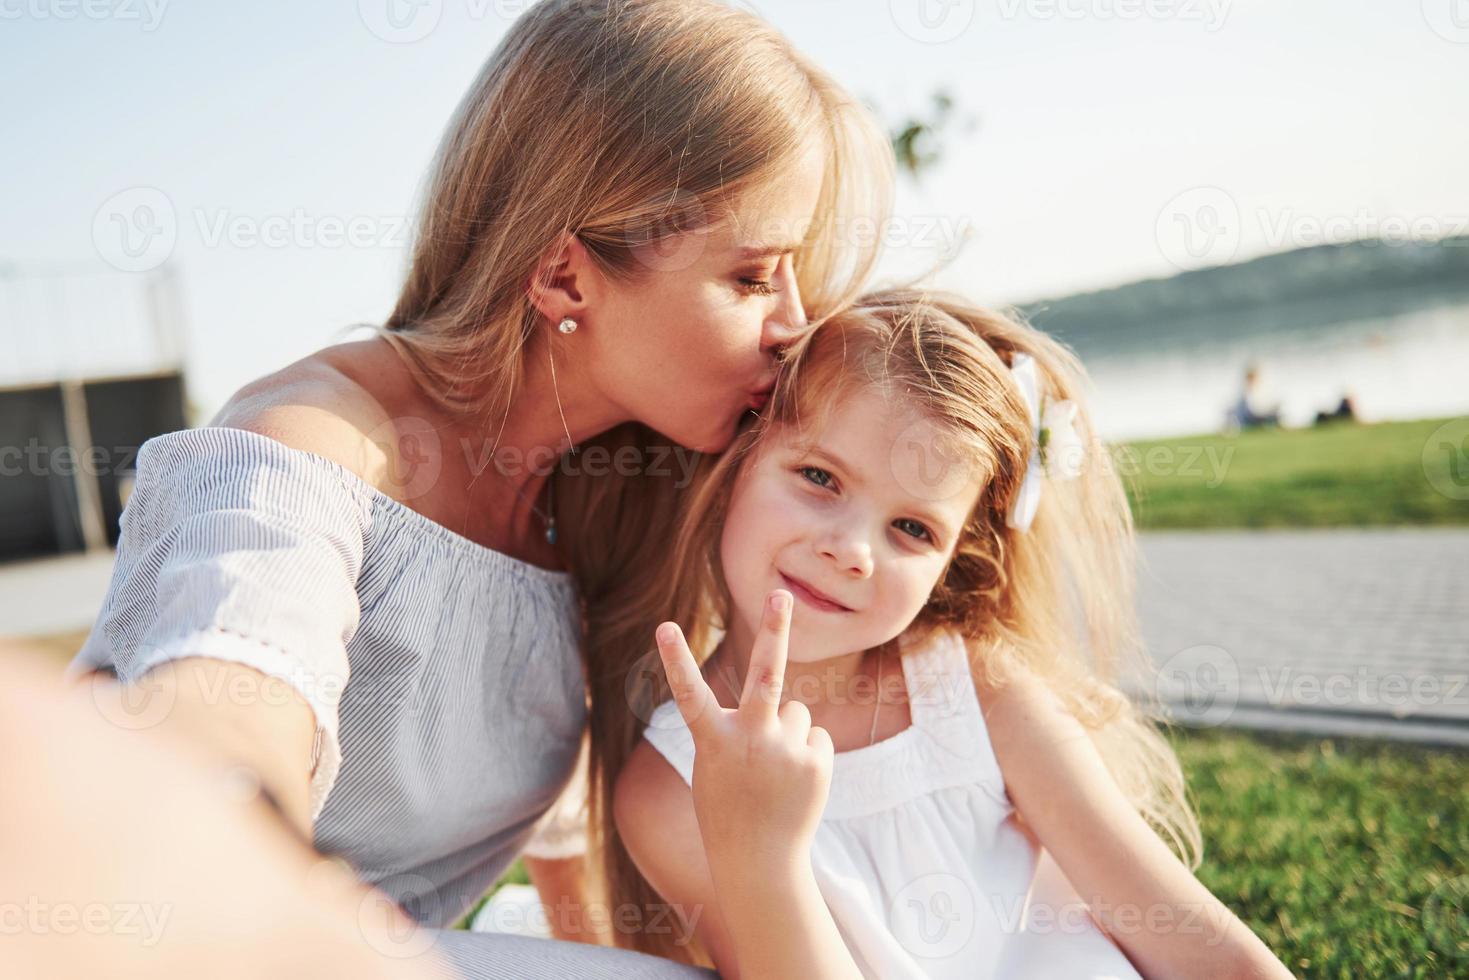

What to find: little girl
left=604, top=290, right=1292, bottom=978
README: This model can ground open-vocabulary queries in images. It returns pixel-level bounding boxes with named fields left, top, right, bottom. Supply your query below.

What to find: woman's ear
left=527, top=231, right=602, bottom=324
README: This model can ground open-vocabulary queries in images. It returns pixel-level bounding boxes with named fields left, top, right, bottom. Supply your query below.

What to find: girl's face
left=588, top=146, right=826, bottom=454
left=719, top=385, right=987, bottom=663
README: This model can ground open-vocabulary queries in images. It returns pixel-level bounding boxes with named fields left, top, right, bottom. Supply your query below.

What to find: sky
left=2, top=0, right=1467, bottom=424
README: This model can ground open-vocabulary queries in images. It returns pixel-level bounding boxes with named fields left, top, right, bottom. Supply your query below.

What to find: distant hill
left=1020, top=236, right=1469, bottom=360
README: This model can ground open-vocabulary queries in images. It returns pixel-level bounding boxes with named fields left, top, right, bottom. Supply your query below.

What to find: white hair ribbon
left=1005, top=352, right=1083, bottom=532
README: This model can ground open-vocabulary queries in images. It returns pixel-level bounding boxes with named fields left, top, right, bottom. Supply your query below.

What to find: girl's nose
left=818, top=528, right=874, bottom=579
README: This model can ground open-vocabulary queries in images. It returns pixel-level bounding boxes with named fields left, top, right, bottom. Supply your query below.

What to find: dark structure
left=1, top=265, right=189, bottom=562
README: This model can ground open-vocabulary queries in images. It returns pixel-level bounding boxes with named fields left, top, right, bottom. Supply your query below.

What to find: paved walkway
left=4, top=530, right=1468, bottom=746
left=1136, top=528, right=1469, bottom=748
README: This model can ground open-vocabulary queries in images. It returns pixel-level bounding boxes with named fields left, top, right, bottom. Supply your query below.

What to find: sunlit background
left=2, top=2, right=1467, bottom=973
left=4, top=0, right=1467, bottom=437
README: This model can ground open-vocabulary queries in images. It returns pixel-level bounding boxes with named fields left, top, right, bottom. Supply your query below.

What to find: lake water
left=1079, top=298, right=1469, bottom=441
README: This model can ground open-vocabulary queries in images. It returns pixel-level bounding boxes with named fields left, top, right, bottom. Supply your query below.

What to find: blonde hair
left=376, top=0, right=889, bottom=414
left=598, top=288, right=1202, bottom=963
left=365, top=0, right=894, bottom=941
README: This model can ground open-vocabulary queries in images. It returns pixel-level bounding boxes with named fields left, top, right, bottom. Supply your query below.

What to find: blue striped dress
left=65, top=426, right=711, bottom=978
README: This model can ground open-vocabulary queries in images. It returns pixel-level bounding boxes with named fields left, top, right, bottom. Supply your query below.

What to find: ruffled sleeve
left=66, top=426, right=372, bottom=823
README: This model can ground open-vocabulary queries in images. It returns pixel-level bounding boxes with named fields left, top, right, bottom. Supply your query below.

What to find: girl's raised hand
left=655, top=589, right=834, bottom=876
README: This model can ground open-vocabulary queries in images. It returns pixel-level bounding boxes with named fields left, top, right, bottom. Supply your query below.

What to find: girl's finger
left=806, top=724, right=834, bottom=760
left=739, top=590, right=792, bottom=724
left=656, top=622, right=718, bottom=740
left=778, top=697, right=812, bottom=742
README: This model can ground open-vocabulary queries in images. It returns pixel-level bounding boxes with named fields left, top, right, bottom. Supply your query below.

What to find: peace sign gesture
left=655, top=589, right=835, bottom=870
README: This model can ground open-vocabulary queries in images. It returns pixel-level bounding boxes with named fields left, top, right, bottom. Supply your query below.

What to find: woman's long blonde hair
left=599, top=288, right=1202, bottom=963
left=376, top=0, right=889, bottom=412
left=367, top=0, right=894, bottom=940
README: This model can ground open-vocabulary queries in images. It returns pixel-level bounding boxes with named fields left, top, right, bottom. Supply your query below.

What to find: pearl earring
left=558, top=317, right=578, bottom=335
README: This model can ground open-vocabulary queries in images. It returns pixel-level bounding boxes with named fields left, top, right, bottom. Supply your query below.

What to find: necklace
left=718, top=646, right=884, bottom=748
left=500, top=472, right=557, bottom=545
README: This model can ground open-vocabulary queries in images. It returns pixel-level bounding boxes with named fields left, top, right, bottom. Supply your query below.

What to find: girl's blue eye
left=894, top=518, right=933, bottom=543
left=799, top=465, right=833, bottom=488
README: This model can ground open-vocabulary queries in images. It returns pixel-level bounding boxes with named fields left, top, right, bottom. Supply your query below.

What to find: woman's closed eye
left=737, top=276, right=777, bottom=296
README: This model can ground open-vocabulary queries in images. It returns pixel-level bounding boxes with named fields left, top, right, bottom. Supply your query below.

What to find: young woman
left=62, top=1, right=892, bottom=975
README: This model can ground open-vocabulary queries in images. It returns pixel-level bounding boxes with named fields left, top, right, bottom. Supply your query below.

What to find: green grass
left=459, top=730, right=1468, bottom=977
left=1120, top=417, right=1469, bottom=529
left=1173, top=728, right=1468, bottom=978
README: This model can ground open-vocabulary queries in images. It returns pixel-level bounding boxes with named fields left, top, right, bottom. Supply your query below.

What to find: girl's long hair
left=596, top=288, right=1202, bottom=964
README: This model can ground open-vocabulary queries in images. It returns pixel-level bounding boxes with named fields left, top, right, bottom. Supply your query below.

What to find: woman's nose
left=760, top=254, right=808, bottom=352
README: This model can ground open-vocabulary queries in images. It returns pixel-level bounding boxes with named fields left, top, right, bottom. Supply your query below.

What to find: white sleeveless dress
left=642, top=628, right=1144, bottom=980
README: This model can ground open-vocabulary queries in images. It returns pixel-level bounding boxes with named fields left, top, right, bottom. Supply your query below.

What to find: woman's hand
left=655, top=589, right=834, bottom=879
left=0, top=654, right=445, bottom=980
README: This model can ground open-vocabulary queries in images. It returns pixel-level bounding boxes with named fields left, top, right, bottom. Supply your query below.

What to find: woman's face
left=587, top=146, right=826, bottom=453
left=718, top=385, right=986, bottom=663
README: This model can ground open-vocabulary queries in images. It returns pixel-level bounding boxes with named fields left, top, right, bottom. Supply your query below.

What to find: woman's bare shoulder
left=209, top=339, right=406, bottom=493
